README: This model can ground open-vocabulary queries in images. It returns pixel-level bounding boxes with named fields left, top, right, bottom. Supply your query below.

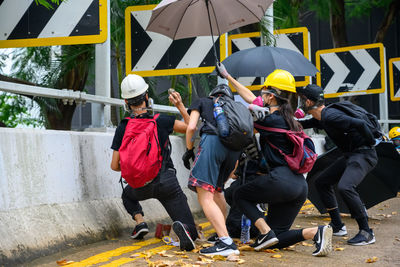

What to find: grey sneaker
left=347, top=229, right=375, bottom=246
left=330, top=223, right=347, bottom=236
left=312, top=225, right=333, bottom=256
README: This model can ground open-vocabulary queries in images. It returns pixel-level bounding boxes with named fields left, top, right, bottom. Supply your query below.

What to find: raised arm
left=216, top=63, right=256, bottom=104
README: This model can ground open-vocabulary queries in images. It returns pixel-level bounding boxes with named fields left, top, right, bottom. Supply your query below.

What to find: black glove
left=182, top=148, right=195, bottom=170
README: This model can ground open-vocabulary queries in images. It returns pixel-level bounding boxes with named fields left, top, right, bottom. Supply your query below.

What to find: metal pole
left=379, top=47, right=389, bottom=132
left=93, top=0, right=111, bottom=128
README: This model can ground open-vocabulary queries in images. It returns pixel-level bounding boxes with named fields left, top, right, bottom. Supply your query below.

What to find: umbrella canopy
left=307, top=142, right=400, bottom=214
left=213, top=46, right=319, bottom=77
left=146, top=0, right=273, bottom=40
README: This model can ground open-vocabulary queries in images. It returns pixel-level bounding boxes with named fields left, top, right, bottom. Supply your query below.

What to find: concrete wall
left=0, top=128, right=326, bottom=265
left=0, top=128, right=202, bottom=265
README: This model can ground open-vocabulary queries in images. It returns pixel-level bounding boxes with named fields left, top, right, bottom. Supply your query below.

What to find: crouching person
left=110, top=74, right=197, bottom=251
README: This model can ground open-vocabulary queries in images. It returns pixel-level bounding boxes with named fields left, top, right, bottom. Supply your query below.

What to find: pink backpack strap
left=254, top=124, right=290, bottom=134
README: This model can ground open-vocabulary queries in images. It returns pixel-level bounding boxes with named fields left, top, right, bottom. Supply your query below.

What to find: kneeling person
left=110, top=74, right=197, bottom=251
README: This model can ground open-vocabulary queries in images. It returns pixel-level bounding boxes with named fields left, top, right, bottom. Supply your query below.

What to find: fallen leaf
left=173, top=251, right=186, bottom=255
left=264, top=249, right=279, bottom=253
left=335, top=247, right=345, bottom=251
left=227, top=254, right=240, bottom=261
left=200, top=243, right=213, bottom=248
left=192, top=248, right=200, bottom=253
left=295, top=225, right=301, bottom=228
left=237, top=259, right=246, bottom=264
left=198, top=256, right=214, bottom=264
left=366, top=256, right=378, bottom=263
left=211, top=255, right=226, bottom=261
left=179, top=255, right=189, bottom=259
left=238, top=245, right=253, bottom=251
left=259, top=259, right=264, bottom=262
left=271, top=254, right=282, bottom=258
left=301, top=242, right=314, bottom=247
left=322, top=218, right=331, bottom=221
left=56, top=259, right=75, bottom=266
left=130, top=253, right=141, bottom=258
left=310, top=222, right=318, bottom=226
left=342, top=237, right=349, bottom=240
left=384, top=204, right=389, bottom=207
left=158, top=251, right=174, bottom=258
left=283, top=245, right=296, bottom=251
left=395, top=238, right=400, bottom=242
left=392, top=211, right=398, bottom=215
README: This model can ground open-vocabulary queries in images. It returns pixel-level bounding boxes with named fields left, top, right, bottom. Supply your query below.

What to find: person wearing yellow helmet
left=216, top=63, right=332, bottom=256
left=389, top=126, right=400, bottom=153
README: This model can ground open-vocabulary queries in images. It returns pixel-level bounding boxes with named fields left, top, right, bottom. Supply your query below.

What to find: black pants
left=315, top=148, right=378, bottom=219
left=122, top=168, right=197, bottom=240
left=234, top=166, right=308, bottom=248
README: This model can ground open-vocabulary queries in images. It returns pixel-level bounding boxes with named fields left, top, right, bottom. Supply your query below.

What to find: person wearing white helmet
left=110, top=74, right=198, bottom=251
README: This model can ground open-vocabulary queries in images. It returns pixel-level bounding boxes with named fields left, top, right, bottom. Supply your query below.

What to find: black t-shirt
left=300, top=106, right=375, bottom=152
left=111, top=113, right=175, bottom=168
left=188, top=97, right=217, bottom=136
left=255, top=111, right=294, bottom=168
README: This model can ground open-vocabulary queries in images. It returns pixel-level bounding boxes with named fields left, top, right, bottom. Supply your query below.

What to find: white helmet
left=121, top=74, right=149, bottom=99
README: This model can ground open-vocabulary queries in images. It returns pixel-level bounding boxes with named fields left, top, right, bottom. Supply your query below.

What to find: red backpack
left=119, top=114, right=163, bottom=188
left=254, top=124, right=318, bottom=174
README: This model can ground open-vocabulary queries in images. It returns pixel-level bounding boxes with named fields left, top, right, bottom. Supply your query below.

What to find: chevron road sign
left=228, top=27, right=311, bottom=91
left=389, top=57, right=400, bottom=102
left=0, top=0, right=107, bottom=48
left=125, top=5, right=226, bottom=77
left=316, top=43, right=386, bottom=98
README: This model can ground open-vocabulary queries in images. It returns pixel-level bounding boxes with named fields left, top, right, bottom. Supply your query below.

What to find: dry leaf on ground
left=334, top=247, right=345, bottom=251
left=158, top=251, right=174, bottom=258
left=198, top=256, right=214, bottom=264
left=271, top=254, right=282, bottom=258
left=301, top=242, right=314, bottom=247
left=56, top=259, right=75, bottom=266
left=366, top=256, right=378, bottom=263
left=392, top=211, right=398, bottom=215
left=211, top=255, right=226, bottom=261
left=173, top=251, right=186, bottom=255
left=238, top=244, right=253, bottom=251
left=310, top=222, right=318, bottom=225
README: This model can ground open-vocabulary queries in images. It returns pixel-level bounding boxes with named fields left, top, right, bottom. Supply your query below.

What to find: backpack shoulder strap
left=254, top=124, right=290, bottom=134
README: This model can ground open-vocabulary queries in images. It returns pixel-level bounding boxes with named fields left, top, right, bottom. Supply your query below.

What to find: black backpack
left=205, top=95, right=254, bottom=151
left=328, top=101, right=383, bottom=139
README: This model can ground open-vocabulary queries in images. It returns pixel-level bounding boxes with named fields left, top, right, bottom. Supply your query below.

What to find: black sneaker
left=200, top=239, right=240, bottom=257
left=312, top=225, right=333, bottom=256
left=329, top=223, right=347, bottom=236
left=172, top=221, right=196, bottom=251
left=207, top=233, right=219, bottom=244
left=250, top=230, right=279, bottom=251
left=347, top=229, right=375, bottom=246
left=131, top=222, right=149, bottom=239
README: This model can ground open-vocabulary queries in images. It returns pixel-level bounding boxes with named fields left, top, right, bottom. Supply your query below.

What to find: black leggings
left=122, top=168, right=198, bottom=240
left=233, top=166, right=308, bottom=249
left=315, top=148, right=378, bottom=219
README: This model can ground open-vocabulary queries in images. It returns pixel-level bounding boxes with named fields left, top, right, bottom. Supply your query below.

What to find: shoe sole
left=199, top=249, right=240, bottom=257
left=312, top=226, right=333, bottom=257
left=253, top=237, right=279, bottom=251
left=172, top=221, right=195, bottom=251
left=347, top=237, right=376, bottom=246
left=131, top=228, right=149, bottom=239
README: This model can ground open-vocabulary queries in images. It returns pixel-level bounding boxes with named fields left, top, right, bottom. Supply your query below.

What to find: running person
left=216, top=64, right=333, bottom=256
left=111, top=74, right=197, bottom=251
left=296, top=84, right=378, bottom=246
left=183, top=84, right=241, bottom=257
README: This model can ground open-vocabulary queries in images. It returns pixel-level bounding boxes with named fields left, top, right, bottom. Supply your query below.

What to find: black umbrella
left=212, top=46, right=319, bottom=77
left=307, top=142, right=400, bottom=214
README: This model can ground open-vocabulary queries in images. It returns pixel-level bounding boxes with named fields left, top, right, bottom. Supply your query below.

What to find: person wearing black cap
left=296, top=84, right=378, bottom=246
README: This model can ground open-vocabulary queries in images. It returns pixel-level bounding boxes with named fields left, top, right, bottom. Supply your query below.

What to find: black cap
left=297, top=84, right=324, bottom=102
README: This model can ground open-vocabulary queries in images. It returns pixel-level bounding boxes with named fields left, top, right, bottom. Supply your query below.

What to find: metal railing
left=0, top=80, right=180, bottom=115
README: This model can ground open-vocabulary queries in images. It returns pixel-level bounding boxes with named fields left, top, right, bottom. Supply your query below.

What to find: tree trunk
left=329, top=0, right=348, bottom=48
left=374, top=0, right=400, bottom=43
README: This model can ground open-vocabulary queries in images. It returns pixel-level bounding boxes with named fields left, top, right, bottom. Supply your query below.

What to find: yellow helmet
left=389, top=126, right=400, bottom=140
left=263, top=69, right=296, bottom=93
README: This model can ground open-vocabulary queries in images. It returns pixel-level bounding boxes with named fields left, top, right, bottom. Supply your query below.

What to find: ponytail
left=277, top=98, right=302, bottom=132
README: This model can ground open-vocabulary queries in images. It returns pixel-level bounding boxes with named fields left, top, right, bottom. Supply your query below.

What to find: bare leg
left=302, top=227, right=318, bottom=239
left=134, top=213, right=145, bottom=224
left=197, top=187, right=229, bottom=237
left=254, top=218, right=272, bottom=235
left=213, top=191, right=227, bottom=219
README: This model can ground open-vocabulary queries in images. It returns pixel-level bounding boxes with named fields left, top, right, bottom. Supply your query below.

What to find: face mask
left=294, top=108, right=306, bottom=119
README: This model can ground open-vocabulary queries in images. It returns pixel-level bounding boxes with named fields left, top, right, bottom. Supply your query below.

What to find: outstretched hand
left=215, top=62, right=229, bottom=79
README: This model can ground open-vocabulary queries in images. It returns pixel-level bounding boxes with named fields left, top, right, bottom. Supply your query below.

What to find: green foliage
left=346, top=0, right=394, bottom=18
left=0, top=93, right=43, bottom=127
left=35, top=0, right=62, bottom=9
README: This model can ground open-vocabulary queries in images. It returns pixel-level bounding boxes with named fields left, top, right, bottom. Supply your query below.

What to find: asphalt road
left=29, top=195, right=400, bottom=267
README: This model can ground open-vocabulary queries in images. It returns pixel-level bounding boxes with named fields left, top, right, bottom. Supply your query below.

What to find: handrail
left=0, top=80, right=180, bottom=114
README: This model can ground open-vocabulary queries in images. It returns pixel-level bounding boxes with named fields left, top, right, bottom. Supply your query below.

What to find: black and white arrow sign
left=126, top=6, right=222, bottom=77
left=389, top=58, right=400, bottom=101
left=0, top=0, right=106, bottom=48
left=316, top=43, right=385, bottom=98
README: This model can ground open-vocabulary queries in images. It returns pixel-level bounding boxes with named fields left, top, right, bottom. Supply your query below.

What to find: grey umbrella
left=213, top=45, right=319, bottom=77
left=146, top=0, right=273, bottom=61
